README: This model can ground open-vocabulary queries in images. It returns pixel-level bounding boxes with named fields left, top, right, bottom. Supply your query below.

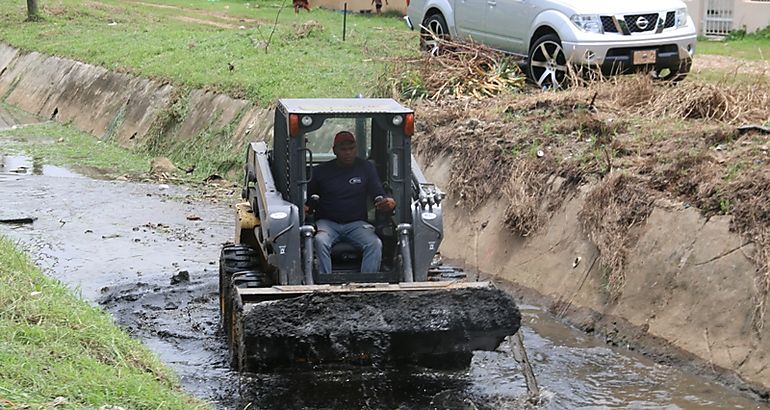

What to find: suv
left=405, top=0, right=697, bottom=88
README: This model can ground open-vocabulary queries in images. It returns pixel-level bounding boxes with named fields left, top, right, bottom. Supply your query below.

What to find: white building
left=684, top=0, right=769, bottom=36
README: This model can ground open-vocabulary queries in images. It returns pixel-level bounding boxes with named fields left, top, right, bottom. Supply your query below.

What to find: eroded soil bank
left=413, top=93, right=770, bottom=398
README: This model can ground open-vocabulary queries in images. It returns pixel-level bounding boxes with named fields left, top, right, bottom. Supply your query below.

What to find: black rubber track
left=219, top=244, right=262, bottom=336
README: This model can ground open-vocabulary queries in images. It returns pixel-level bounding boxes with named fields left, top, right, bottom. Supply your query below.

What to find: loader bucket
left=230, top=282, right=521, bottom=372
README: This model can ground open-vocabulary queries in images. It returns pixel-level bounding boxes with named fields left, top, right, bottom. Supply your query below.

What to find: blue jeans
left=314, top=219, right=382, bottom=274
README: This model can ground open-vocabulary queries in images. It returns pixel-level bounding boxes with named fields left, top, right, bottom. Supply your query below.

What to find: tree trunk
left=26, top=0, right=39, bottom=21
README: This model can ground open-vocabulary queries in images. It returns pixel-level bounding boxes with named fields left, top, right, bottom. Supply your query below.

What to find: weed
left=0, top=122, right=152, bottom=179
left=725, top=162, right=744, bottom=181
left=720, top=198, right=732, bottom=214
left=579, top=173, right=656, bottom=300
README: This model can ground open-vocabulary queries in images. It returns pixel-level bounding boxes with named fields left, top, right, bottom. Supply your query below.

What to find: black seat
left=330, top=241, right=362, bottom=271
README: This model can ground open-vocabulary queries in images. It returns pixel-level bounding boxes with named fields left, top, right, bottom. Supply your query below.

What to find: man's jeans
left=314, top=219, right=382, bottom=274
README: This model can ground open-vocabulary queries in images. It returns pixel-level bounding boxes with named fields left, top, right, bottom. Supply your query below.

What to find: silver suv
left=406, top=0, right=697, bottom=87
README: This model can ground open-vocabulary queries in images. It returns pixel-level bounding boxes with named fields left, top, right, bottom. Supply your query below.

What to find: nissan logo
left=636, top=16, right=649, bottom=30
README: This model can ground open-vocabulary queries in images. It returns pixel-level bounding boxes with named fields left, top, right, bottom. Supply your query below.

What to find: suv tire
left=421, top=13, right=449, bottom=55
left=528, top=33, right=569, bottom=89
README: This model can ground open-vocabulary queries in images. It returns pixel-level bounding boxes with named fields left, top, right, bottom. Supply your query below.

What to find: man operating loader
left=306, top=131, right=396, bottom=274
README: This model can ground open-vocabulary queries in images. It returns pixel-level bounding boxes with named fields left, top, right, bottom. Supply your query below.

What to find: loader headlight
left=571, top=14, right=603, bottom=34
left=675, top=8, right=688, bottom=28
left=392, top=115, right=403, bottom=126
left=301, top=115, right=313, bottom=127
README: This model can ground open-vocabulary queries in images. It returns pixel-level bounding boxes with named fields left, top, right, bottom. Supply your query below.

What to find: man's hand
left=304, top=204, right=313, bottom=214
left=375, top=196, right=396, bottom=212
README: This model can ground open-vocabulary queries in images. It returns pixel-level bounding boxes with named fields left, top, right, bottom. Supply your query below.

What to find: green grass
left=698, top=24, right=770, bottom=60
left=0, top=110, right=242, bottom=182
left=0, top=0, right=418, bottom=105
left=0, top=236, right=210, bottom=409
left=698, top=37, right=770, bottom=61
left=0, top=120, right=154, bottom=179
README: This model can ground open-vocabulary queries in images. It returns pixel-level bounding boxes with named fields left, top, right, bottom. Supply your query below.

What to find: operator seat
left=329, top=242, right=363, bottom=272
left=311, top=157, right=383, bottom=273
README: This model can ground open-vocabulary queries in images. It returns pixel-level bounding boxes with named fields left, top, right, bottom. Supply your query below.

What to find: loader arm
left=410, top=155, right=446, bottom=280
left=244, top=142, right=303, bottom=285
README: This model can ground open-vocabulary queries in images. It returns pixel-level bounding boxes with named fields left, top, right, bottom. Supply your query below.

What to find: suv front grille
left=664, top=11, right=675, bottom=28
left=624, top=13, right=659, bottom=33
left=601, top=16, right=618, bottom=33
left=600, top=11, right=679, bottom=35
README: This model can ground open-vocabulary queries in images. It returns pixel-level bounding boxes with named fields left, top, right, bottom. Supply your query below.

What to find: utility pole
left=26, top=0, right=40, bottom=21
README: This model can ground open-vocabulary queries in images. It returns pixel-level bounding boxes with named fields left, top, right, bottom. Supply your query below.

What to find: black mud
left=239, top=287, right=521, bottom=370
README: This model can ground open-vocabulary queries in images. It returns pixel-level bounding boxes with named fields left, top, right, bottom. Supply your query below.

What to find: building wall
left=733, top=1, right=770, bottom=33
left=685, top=0, right=770, bottom=36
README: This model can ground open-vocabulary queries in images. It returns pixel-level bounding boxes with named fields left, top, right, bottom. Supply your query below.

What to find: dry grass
left=722, top=171, right=770, bottom=333
left=413, top=61, right=770, bottom=319
left=391, top=37, right=525, bottom=100
left=578, top=173, right=656, bottom=300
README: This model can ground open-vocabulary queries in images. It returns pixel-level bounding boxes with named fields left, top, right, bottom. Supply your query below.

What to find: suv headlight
left=571, top=14, right=603, bottom=34
left=675, top=8, right=688, bottom=28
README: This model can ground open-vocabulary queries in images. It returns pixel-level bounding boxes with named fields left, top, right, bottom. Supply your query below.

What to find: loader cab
left=271, top=99, right=415, bottom=282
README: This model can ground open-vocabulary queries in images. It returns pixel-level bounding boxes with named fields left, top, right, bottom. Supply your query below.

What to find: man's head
left=333, top=131, right=357, bottom=167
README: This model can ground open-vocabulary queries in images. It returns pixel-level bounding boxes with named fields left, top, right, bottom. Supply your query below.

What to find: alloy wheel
left=529, top=39, right=568, bottom=89
left=423, top=17, right=445, bottom=56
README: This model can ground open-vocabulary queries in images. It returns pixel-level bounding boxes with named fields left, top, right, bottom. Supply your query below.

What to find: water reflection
left=236, top=306, right=769, bottom=410
left=0, top=154, right=82, bottom=179
left=237, top=366, right=475, bottom=409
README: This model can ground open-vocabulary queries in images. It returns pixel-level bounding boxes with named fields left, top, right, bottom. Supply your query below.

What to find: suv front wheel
left=421, top=13, right=449, bottom=55
left=528, top=34, right=569, bottom=89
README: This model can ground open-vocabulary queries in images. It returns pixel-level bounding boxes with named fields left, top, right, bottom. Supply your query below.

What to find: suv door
left=484, top=0, right=539, bottom=54
left=454, top=0, right=492, bottom=42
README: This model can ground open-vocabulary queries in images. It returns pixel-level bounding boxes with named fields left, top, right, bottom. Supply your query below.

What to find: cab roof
left=278, top=98, right=413, bottom=115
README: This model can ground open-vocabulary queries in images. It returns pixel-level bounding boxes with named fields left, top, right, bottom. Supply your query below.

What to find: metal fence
left=703, top=0, right=734, bottom=37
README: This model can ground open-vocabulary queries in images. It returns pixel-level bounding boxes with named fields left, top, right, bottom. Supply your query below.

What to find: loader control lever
left=397, top=223, right=414, bottom=282
left=300, top=224, right=316, bottom=285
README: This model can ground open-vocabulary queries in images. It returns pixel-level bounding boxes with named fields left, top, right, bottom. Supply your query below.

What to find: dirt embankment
left=0, top=42, right=273, bottom=161
left=3, top=41, right=770, bottom=399
left=412, top=81, right=770, bottom=397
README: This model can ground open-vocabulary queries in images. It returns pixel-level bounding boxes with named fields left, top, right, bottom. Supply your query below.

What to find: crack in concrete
left=693, top=242, right=751, bottom=267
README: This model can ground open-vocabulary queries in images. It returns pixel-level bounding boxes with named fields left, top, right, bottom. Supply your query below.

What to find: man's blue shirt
left=307, top=158, right=385, bottom=224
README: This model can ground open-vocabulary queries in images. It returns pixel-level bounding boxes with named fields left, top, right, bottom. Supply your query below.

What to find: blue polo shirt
left=307, top=158, right=386, bottom=224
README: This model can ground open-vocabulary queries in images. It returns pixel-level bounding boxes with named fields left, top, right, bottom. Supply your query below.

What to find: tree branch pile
left=396, top=37, right=525, bottom=100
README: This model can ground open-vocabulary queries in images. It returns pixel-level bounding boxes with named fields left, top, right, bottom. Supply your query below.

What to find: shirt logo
left=349, top=177, right=362, bottom=185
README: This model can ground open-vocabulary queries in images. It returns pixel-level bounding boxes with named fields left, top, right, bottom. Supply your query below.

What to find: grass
left=0, top=236, right=210, bottom=409
left=0, top=107, right=242, bottom=182
left=0, top=120, right=154, bottom=179
left=0, top=0, right=418, bottom=105
left=698, top=38, right=770, bottom=61
left=698, top=24, right=770, bottom=61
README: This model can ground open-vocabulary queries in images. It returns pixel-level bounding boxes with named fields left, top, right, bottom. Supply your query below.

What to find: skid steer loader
left=220, top=98, right=520, bottom=372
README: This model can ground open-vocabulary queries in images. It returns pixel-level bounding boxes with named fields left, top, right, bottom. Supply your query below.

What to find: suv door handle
left=487, top=1, right=496, bottom=5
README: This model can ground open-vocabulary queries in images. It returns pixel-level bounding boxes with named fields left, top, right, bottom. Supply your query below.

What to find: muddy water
left=1, top=151, right=768, bottom=408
